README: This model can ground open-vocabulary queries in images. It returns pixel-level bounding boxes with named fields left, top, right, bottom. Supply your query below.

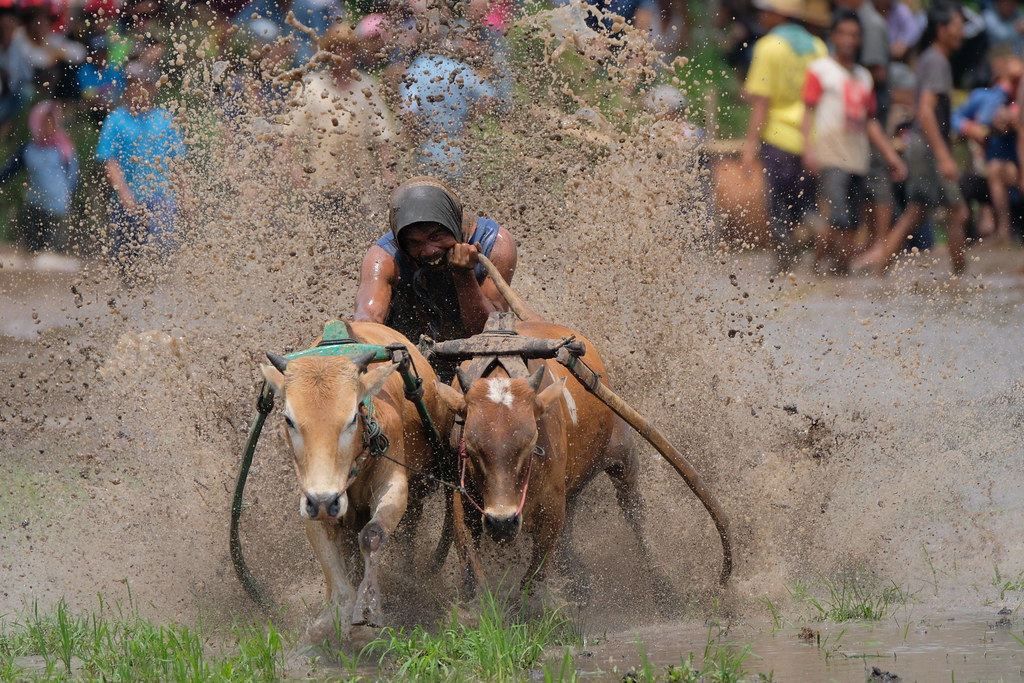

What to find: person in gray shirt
left=853, top=2, right=969, bottom=276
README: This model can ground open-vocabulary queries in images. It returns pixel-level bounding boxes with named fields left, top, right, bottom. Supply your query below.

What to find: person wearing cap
left=740, top=0, right=827, bottom=273
left=353, top=176, right=516, bottom=353
left=96, top=58, right=186, bottom=280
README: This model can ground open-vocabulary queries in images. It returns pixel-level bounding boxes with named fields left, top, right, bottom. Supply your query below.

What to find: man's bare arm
left=104, top=159, right=137, bottom=211
left=450, top=227, right=517, bottom=335
left=353, top=245, right=397, bottom=323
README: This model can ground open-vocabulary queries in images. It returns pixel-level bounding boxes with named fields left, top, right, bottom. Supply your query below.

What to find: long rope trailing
left=229, top=382, right=278, bottom=612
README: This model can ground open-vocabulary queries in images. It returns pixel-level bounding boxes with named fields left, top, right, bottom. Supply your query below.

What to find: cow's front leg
left=521, top=496, right=566, bottom=616
left=302, top=520, right=356, bottom=646
left=453, top=489, right=486, bottom=599
left=352, top=477, right=407, bottom=627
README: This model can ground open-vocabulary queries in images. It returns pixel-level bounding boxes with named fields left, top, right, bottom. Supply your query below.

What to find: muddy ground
left=3, top=240, right=1023, bottom=642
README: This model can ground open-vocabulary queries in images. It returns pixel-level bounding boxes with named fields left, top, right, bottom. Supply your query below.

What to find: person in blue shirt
left=399, top=45, right=497, bottom=180
left=0, top=99, right=78, bottom=253
left=231, top=0, right=342, bottom=64
left=96, top=60, right=186, bottom=278
left=952, top=52, right=1022, bottom=244
left=77, top=35, right=124, bottom=119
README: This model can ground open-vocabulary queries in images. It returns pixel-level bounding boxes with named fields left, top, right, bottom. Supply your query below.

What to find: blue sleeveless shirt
left=374, top=217, right=501, bottom=342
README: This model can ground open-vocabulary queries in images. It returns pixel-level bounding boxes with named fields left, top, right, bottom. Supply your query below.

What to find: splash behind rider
left=353, top=176, right=517, bottom=348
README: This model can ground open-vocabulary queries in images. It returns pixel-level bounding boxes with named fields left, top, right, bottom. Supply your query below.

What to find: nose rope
left=458, top=437, right=537, bottom=520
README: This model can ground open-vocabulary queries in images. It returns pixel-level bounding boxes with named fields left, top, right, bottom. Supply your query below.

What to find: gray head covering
left=389, top=176, right=465, bottom=243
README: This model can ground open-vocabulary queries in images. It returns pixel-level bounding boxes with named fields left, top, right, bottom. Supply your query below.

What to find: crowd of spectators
left=0, top=0, right=1022, bottom=278
left=734, top=0, right=1024, bottom=275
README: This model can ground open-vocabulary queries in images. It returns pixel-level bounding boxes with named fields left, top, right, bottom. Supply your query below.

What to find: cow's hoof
left=453, top=600, right=481, bottom=629
left=523, top=583, right=567, bottom=620
left=348, top=623, right=382, bottom=649
left=650, top=571, right=682, bottom=618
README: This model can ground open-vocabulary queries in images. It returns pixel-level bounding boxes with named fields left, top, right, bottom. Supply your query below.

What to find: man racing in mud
left=353, top=176, right=517, bottom=357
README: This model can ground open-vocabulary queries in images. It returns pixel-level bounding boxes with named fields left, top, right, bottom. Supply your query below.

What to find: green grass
left=0, top=595, right=285, bottom=682
left=991, top=566, right=1024, bottom=602
left=366, top=588, right=577, bottom=681
left=1, top=587, right=582, bottom=682
left=613, top=625, right=768, bottom=683
left=789, top=570, right=913, bottom=623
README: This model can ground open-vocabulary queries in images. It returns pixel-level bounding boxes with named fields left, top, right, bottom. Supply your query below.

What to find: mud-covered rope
left=229, top=381, right=278, bottom=613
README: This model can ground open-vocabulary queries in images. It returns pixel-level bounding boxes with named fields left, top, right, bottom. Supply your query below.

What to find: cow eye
left=284, top=415, right=296, bottom=429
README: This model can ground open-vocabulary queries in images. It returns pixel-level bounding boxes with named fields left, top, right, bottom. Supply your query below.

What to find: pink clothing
left=484, top=0, right=513, bottom=33
left=28, top=100, right=74, bottom=164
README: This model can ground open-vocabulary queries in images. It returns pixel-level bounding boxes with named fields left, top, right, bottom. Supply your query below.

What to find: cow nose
left=483, top=511, right=522, bottom=543
left=304, top=492, right=344, bottom=519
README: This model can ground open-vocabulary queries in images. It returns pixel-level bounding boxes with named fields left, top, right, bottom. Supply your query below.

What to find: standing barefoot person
left=96, top=59, right=186, bottom=281
left=853, top=2, right=969, bottom=275
left=740, top=0, right=827, bottom=274
left=802, top=11, right=906, bottom=274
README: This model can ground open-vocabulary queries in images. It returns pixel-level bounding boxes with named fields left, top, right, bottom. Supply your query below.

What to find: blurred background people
left=96, top=59, right=185, bottom=280
left=741, top=0, right=827, bottom=273
left=0, top=99, right=78, bottom=257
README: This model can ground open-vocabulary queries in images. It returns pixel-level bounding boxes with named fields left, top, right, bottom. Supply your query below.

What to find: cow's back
left=515, top=321, right=620, bottom=496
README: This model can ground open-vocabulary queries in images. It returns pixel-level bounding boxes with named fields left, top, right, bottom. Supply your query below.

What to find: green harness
left=229, top=321, right=447, bottom=611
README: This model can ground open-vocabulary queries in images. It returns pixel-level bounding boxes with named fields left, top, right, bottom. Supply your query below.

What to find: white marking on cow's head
left=486, top=377, right=514, bottom=407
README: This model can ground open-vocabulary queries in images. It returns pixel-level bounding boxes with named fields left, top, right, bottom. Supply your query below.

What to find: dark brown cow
left=435, top=320, right=665, bottom=602
left=261, top=321, right=452, bottom=644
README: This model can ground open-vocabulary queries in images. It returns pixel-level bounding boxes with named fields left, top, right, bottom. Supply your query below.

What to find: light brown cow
left=261, top=321, right=451, bottom=643
left=435, top=320, right=666, bottom=603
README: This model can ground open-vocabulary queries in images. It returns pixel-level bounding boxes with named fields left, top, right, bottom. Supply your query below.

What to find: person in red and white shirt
left=802, top=10, right=906, bottom=274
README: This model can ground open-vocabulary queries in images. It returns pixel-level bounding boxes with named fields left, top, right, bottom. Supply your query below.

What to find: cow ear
left=261, top=364, right=285, bottom=395
left=535, top=376, right=566, bottom=416
left=434, top=380, right=466, bottom=415
left=358, top=363, right=398, bottom=401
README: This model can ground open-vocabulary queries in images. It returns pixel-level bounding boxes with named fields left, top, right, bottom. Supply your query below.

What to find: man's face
left=832, top=20, right=862, bottom=60
left=940, top=12, right=965, bottom=52
left=398, top=222, right=458, bottom=268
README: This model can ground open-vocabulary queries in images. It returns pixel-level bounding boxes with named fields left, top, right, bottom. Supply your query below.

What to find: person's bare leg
left=835, top=230, right=857, bottom=274
left=867, top=201, right=893, bottom=253
left=853, top=203, right=925, bottom=272
left=987, top=160, right=1012, bottom=244
left=813, top=225, right=830, bottom=274
left=947, top=201, right=969, bottom=275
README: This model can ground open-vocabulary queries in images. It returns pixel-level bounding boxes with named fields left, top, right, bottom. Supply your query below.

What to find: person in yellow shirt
left=741, top=0, right=828, bottom=272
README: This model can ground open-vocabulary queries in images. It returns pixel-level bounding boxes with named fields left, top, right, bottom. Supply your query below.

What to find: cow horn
left=527, top=365, right=545, bottom=392
left=351, top=350, right=377, bottom=373
left=456, top=368, right=472, bottom=393
left=266, top=352, right=289, bottom=373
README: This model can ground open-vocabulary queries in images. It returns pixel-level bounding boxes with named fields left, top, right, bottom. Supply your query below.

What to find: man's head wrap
left=389, top=176, right=465, bottom=244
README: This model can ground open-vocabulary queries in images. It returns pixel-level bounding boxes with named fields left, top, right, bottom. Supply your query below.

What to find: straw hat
left=802, top=0, right=832, bottom=28
left=751, top=0, right=806, bottom=21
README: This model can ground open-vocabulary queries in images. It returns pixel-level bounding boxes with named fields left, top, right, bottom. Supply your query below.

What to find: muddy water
left=2, top=2, right=1024, bottom=678
left=577, top=612, right=1024, bottom=681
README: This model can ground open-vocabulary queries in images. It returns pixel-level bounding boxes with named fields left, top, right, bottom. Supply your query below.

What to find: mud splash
left=1, top=2, right=1023, bottom=660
